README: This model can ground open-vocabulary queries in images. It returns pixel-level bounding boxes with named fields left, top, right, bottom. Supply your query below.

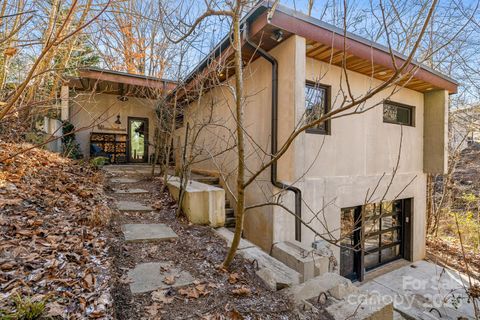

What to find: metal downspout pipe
left=244, top=27, right=302, bottom=242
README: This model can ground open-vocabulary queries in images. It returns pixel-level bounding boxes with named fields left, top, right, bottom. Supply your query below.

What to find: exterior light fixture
left=270, top=30, right=284, bottom=42
left=115, top=114, right=121, bottom=125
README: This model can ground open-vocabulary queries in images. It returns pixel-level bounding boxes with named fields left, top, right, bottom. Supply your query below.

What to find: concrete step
left=214, top=227, right=256, bottom=250
left=225, top=216, right=236, bottom=227
left=240, top=246, right=301, bottom=291
left=194, top=176, right=220, bottom=185
left=326, top=291, right=393, bottom=320
left=272, top=241, right=330, bottom=282
left=225, top=208, right=234, bottom=217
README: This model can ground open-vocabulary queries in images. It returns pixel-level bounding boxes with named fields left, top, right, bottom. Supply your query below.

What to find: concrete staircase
left=193, top=175, right=235, bottom=228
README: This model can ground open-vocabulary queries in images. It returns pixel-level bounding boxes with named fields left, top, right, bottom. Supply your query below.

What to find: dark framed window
left=383, top=101, right=415, bottom=126
left=305, top=81, right=330, bottom=134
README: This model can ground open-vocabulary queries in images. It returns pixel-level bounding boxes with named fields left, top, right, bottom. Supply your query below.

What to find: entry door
left=340, top=207, right=362, bottom=281
left=128, top=117, right=148, bottom=163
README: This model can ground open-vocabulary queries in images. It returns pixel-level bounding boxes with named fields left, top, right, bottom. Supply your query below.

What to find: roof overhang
left=67, top=67, right=177, bottom=99
left=174, top=1, right=457, bottom=102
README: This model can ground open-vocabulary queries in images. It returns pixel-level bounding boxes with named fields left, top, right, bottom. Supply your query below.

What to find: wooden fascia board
left=266, top=10, right=458, bottom=94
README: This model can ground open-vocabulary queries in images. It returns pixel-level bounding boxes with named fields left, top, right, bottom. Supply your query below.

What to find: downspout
left=244, top=27, right=302, bottom=242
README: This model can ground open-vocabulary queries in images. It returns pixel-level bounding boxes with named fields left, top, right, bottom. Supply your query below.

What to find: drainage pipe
left=244, top=28, right=302, bottom=242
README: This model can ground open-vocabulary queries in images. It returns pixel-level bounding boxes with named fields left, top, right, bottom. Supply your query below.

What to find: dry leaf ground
left=0, top=141, right=112, bottom=319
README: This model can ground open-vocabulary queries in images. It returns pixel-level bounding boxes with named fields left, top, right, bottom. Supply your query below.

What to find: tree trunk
left=223, top=8, right=245, bottom=268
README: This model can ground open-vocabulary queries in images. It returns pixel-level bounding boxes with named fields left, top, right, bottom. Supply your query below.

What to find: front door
left=128, top=117, right=148, bottom=163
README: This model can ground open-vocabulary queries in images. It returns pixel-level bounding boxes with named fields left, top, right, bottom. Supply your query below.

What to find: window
left=305, top=81, right=330, bottom=134
left=383, top=101, right=414, bottom=126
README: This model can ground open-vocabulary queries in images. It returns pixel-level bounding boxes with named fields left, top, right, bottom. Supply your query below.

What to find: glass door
left=128, top=117, right=148, bottom=163
left=340, top=207, right=362, bottom=281
left=363, top=200, right=404, bottom=271
left=341, top=198, right=411, bottom=281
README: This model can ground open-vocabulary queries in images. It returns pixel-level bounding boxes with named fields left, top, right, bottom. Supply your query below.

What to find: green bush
left=0, top=295, right=46, bottom=320
left=90, top=156, right=109, bottom=169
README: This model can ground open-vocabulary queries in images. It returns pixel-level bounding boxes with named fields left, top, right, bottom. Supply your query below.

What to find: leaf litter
left=0, top=141, right=112, bottom=319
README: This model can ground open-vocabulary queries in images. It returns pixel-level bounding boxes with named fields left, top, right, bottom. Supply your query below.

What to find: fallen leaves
left=228, top=272, right=239, bottom=284
left=163, top=275, right=176, bottom=285
left=178, top=282, right=211, bottom=299
left=231, top=286, right=251, bottom=296
left=0, top=141, right=112, bottom=318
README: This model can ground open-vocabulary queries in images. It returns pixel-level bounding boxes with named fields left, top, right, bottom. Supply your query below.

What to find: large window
left=305, top=81, right=330, bottom=134
left=383, top=101, right=414, bottom=126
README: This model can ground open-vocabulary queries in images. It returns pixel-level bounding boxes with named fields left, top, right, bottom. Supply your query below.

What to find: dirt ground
left=105, top=171, right=301, bottom=320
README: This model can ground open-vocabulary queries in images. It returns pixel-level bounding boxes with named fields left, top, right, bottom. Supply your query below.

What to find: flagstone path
left=105, top=165, right=194, bottom=296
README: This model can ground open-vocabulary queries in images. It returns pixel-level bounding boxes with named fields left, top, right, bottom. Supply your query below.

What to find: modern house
left=171, top=2, right=457, bottom=282
left=61, top=67, right=175, bottom=163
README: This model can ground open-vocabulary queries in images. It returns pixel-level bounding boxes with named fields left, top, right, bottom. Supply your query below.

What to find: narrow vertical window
left=305, top=81, right=330, bottom=134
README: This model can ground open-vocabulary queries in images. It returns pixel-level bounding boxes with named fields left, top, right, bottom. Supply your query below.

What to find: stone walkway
left=106, top=165, right=194, bottom=295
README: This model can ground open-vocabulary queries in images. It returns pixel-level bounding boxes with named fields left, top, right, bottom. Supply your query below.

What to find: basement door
left=340, top=198, right=412, bottom=281
left=128, top=117, right=148, bottom=163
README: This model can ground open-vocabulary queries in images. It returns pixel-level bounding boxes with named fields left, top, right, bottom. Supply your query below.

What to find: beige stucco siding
left=69, top=92, right=157, bottom=160
left=177, top=34, right=438, bottom=263
left=285, top=57, right=427, bottom=261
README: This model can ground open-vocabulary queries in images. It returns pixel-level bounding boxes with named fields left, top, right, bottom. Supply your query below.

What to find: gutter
left=243, top=25, right=302, bottom=242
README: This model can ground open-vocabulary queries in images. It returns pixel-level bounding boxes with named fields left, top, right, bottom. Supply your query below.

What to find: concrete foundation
left=272, top=240, right=330, bottom=282
left=214, top=228, right=256, bottom=250
left=167, top=176, right=225, bottom=227
left=239, top=246, right=301, bottom=291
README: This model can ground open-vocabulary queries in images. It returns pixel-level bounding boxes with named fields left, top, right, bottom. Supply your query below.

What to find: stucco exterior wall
left=175, top=50, right=275, bottom=251
left=177, top=34, right=438, bottom=264
left=281, top=56, right=427, bottom=262
left=69, top=91, right=157, bottom=160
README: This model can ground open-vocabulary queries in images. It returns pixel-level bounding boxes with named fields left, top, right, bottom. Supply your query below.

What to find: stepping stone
left=121, top=223, right=178, bottom=242
left=113, top=188, right=149, bottom=194
left=110, top=178, right=140, bottom=183
left=128, top=262, right=194, bottom=294
left=116, top=200, right=152, bottom=211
